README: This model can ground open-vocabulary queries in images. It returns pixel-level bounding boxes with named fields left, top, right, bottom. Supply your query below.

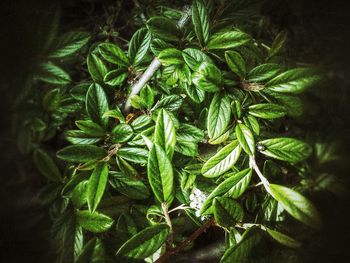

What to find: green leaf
left=147, top=143, right=174, bottom=203
left=154, top=109, right=176, bottom=159
left=87, top=52, right=108, bottom=83
left=269, top=31, right=288, bottom=58
left=154, top=95, right=183, bottom=112
left=269, top=184, right=322, bottom=228
left=76, top=210, right=114, bottom=233
left=247, top=63, right=281, bottom=83
left=265, top=227, right=301, bottom=248
left=116, top=224, right=169, bottom=260
left=220, top=227, right=262, bottom=263
left=192, top=0, right=210, bottom=47
left=117, top=147, right=148, bottom=164
left=158, top=48, right=184, bottom=65
left=64, top=130, right=102, bottom=145
left=208, top=129, right=230, bottom=145
left=110, top=172, right=150, bottom=200
left=248, top=103, right=286, bottom=119
left=207, top=30, right=250, bottom=50
left=175, top=140, right=199, bottom=157
left=207, top=94, right=231, bottom=140
left=200, top=168, right=252, bottom=214
left=75, top=120, right=105, bottom=137
left=87, top=162, right=109, bottom=213
left=266, top=68, right=320, bottom=93
left=71, top=181, right=88, bottom=209
left=98, top=43, right=129, bottom=67
left=102, top=107, right=125, bottom=122
left=243, top=115, right=260, bottom=135
left=225, top=51, right=246, bottom=78
left=150, top=38, right=174, bottom=56
left=49, top=31, right=90, bottom=58
left=86, top=83, right=109, bottom=127
left=147, top=16, right=180, bottom=42
left=131, top=115, right=152, bottom=131
left=182, top=48, right=213, bottom=71
left=128, top=28, right=152, bottom=66
left=36, top=62, right=71, bottom=85
left=75, top=237, right=105, bottom=263
left=183, top=83, right=205, bottom=103
left=111, top=124, right=134, bottom=143
left=258, top=137, right=312, bottom=163
left=57, top=145, right=107, bottom=163
left=235, top=123, right=255, bottom=156
left=104, top=69, right=128, bottom=86
left=201, top=140, right=242, bottom=178
left=43, top=88, right=61, bottom=111
left=140, top=86, right=154, bottom=110
left=33, top=149, right=62, bottom=182
left=193, top=62, right=222, bottom=92
left=213, top=197, right=244, bottom=227
left=177, top=124, right=204, bottom=142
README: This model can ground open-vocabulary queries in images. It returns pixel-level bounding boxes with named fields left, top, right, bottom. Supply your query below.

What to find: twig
left=124, top=5, right=191, bottom=113
left=249, top=157, right=272, bottom=195
left=162, top=202, right=173, bottom=247
left=155, top=218, right=215, bottom=263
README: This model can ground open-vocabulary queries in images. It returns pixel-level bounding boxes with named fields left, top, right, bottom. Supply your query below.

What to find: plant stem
left=155, top=218, right=215, bottom=263
left=162, top=202, right=173, bottom=248
left=249, top=156, right=272, bottom=194
left=124, top=5, right=191, bottom=113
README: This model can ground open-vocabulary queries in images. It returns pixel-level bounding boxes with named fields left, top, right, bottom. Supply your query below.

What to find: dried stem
left=155, top=218, right=215, bottom=263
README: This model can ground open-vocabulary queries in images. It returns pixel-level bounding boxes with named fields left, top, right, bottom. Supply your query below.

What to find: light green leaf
left=258, top=137, right=312, bottom=163
left=147, top=143, right=174, bottom=203
left=33, top=149, right=62, bottom=182
left=111, top=123, right=134, bottom=143
left=147, top=16, right=180, bottom=42
left=104, top=69, right=128, bottom=86
left=57, top=145, right=107, bottom=163
left=192, top=62, right=222, bottom=92
left=102, top=107, right=125, bottom=122
left=140, top=86, right=154, bottom=110
left=182, top=48, right=213, bottom=71
left=116, top=224, right=169, bottom=260
left=154, top=109, right=176, bottom=159
left=117, top=147, right=148, bottom=164
left=269, top=184, right=322, bottom=228
left=208, top=129, right=230, bottom=145
left=225, top=51, right=246, bottom=78
left=248, top=103, right=286, bottom=119
left=200, top=168, right=252, bottom=215
left=64, top=130, right=102, bottom=145
left=98, top=43, right=129, bottom=67
left=86, top=83, right=109, bottom=127
left=158, top=48, right=184, bottom=65
left=201, top=140, right=242, bottom=178
left=87, top=52, right=108, bottom=83
left=183, top=83, right=205, bottom=103
left=235, top=123, right=255, bottom=156
left=192, top=0, right=210, bottom=47
left=87, top=162, right=109, bottom=213
left=109, top=172, right=150, bottom=199
left=207, top=30, right=250, bottom=50
left=154, top=95, right=183, bottom=112
left=213, top=197, right=244, bottom=228
left=49, top=31, right=90, bottom=58
left=208, top=94, right=231, bottom=140
left=176, top=124, right=204, bottom=142
left=175, top=140, right=199, bottom=157
left=128, top=28, right=152, bottom=66
left=266, top=68, right=320, bottom=93
left=76, top=210, right=114, bottom=233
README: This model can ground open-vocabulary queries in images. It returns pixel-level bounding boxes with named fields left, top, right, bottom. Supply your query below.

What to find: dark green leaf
left=235, top=123, right=255, bottom=156
left=183, top=82, right=205, bottom=103
left=87, top=162, right=109, bottom=213
left=86, top=83, right=109, bottom=127
left=158, top=48, right=184, bottom=65
left=104, top=69, right=128, bottom=86
left=154, top=109, right=176, bottom=159
left=116, top=224, right=169, bottom=260
left=140, top=86, right=154, bottom=110
left=265, top=227, right=301, bottom=248
left=57, top=145, right=107, bottom=163
left=129, top=28, right=152, bottom=66
left=33, top=149, right=62, bottom=182
left=154, top=95, right=183, bottom=112
left=213, top=197, right=244, bottom=227
left=247, top=63, right=281, bottom=83
left=207, top=31, right=250, bottom=50
left=225, top=51, right=246, bottom=78
left=98, top=43, right=129, bottom=67
left=192, top=0, right=210, bottom=47
left=64, top=130, right=102, bottom=145
left=87, top=52, right=108, bottom=83
left=37, top=62, right=71, bottom=85
left=49, top=31, right=90, bottom=58
left=117, top=147, right=148, bottom=164
left=75, top=120, right=105, bottom=137
left=248, top=103, right=286, bottom=119
left=76, top=210, right=114, bottom=233
left=75, top=237, right=105, bottom=263
left=182, top=48, right=213, bottom=71
left=111, top=123, right=134, bottom=143
left=147, top=16, right=180, bottom=42
left=193, top=62, right=222, bottom=92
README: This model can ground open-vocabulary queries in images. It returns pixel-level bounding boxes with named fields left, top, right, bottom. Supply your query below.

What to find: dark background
left=1, top=0, right=350, bottom=262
